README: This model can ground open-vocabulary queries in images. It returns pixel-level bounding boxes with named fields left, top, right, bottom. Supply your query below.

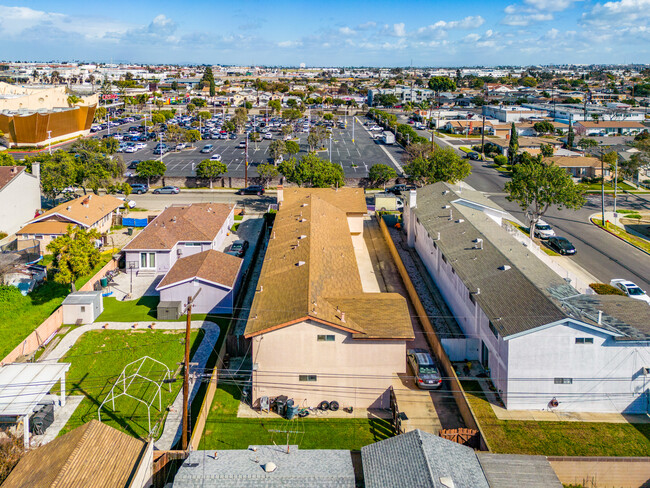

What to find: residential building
left=545, top=155, right=608, bottom=179
left=173, top=445, right=355, bottom=487
left=122, top=203, right=234, bottom=275
left=403, top=182, right=650, bottom=413
left=16, top=194, right=122, bottom=253
left=244, top=187, right=413, bottom=410
left=155, top=249, right=243, bottom=314
left=574, top=120, right=647, bottom=136
left=362, top=429, right=561, bottom=488
left=2, top=420, right=153, bottom=488
left=0, top=165, right=40, bottom=236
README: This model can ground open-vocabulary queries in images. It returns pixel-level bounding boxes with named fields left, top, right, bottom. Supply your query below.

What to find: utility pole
left=480, top=115, right=485, bottom=156
left=244, top=134, right=249, bottom=187
left=601, top=150, right=605, bottom=226
left=614, top=156, right=618, bottom=215
left=182, top=289, right=201, bottom=451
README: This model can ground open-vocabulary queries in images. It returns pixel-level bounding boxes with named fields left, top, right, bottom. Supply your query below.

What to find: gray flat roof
left=62, top=291, right=101, bottom=305
left=0, top=363, right=70, bottom=416
left=477, top=453, right=562, bottom=488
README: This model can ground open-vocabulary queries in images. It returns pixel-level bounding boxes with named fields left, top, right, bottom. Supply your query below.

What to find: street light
left=329, top=133, right=332, bottom=163
left=47, top=130, right=52, bottom=155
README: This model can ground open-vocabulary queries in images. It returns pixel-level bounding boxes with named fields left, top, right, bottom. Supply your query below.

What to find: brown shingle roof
left=577, top=121, right=645, bottom=129
left=281, top=187, right=367, bottom=214
left=16, top=220, right=71, bottom=235
left=545, top=155, right=601, bottom=168
left=30, top=194, right=122, bottom=229
left=123, top=203, right=234, bottom=251
left=245, top=189, right=413, bottom=340
left=2, top=420, right=149, bottom=488
left=157, top=249, right=242, bottom=289
left=0, top=166, right=25, bottom=191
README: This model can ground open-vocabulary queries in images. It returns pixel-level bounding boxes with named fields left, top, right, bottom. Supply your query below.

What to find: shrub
left=493, top=155, right=507, bottom=166
left=589, top=283, right=626, bottom=296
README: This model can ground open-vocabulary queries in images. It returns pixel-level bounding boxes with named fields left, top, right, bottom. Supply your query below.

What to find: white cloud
left=277, top=40, right=302, bottom=48
left=393, top=22, right=406, bottom=37
left=524, top=0, right=578, bottom=11
left=583, top=0, right=650, bottom=26
left=357, top=21, right=376, bottom=29
left=339, top=26, right=356, bottom=35
left=502, top=12, right=553, bottom=25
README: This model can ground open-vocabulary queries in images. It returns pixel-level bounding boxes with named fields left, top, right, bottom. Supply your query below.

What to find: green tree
left=403, top=147, right=471, bottom=187
left=519, top=76, right=538, bottom=87
left=282, top=108, right=302, bottom=121
left=508, top=122, right=519, bottom=165
left=268, top=99, right=282, bottom=114
left=269, top=140, right=287, bottom=164
left=28, top=151, right=80, bottom=200
left=282, top=124, right=294, bottom=139
left=0, top=153, right=15, bottom=166
left=196, top=159, right=227, bottom=189
left=533, top=121, right=555, bottom=134
left=190, top=97, right=207, bottom=108
left=185, top=129, right=201, bottom=147
left=256, top=162, right=279, bottom=186
left=201, top=67, right=216, bottom=97
left=368, top=164, right=397, bottom=188
left=100, top=138, right=119, bottom=154
left=428, top=77, right=457, bottom=96
left=223, top=121, right=236, bottom=133
left=285, top=140, right=300, bottom=155
left=567, top=123, right=575, bottom=148
left=540, top=144, right=554, bottom=157
left=278, top=153, right=344, bottom=188
left=47, top=226, right=102, bottom=285
left=505, top=156, right=585, bottom=240
left=232, top=107, right=248, bottom=133
left=197, top=111, right=211, bottom=121
left=136, top=160, right=166, bottom=186
left=578, top=138, right=598, bottom=150
left=186, top=103, right=196, bottom=114
left=307, top=126, right=328, bottom=152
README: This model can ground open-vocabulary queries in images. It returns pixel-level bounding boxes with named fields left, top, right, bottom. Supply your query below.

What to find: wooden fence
left=377, top=214, right=490, bottom=451
left=439, top=428, right=480, bottom=449
left=389, top=386, right=406, bottom=435
left=151, top=450, right=187, bottom=488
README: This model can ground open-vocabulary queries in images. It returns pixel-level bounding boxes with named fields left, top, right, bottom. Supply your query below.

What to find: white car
left=135, top=142, right=146, bottom=150
left=176, top=143, right=187, bottom=151
left=124, top=145, right=137, bottom=153
left=264, top=133, right=273, bottom=140
left=610, top=279, right=650, bottom=304
left=533, top=220, right=555, bottom=240
left=210, top=153, right=222, bottom=161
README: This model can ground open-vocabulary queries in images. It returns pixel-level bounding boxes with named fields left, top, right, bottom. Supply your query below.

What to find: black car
left=386, top=184, right=416, bottom=194
left=547, top=236, right=576, bottom=255
left=467, top=151, right=481, bottom=160
left=236, top=185, right=265, bottom=195
left=226, top=239, right=249, bottom=258
left=127, top=160, right=140, bottom=170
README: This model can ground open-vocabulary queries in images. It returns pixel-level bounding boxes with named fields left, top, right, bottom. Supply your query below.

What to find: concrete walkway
left=478, top=380, right=650, bottom=424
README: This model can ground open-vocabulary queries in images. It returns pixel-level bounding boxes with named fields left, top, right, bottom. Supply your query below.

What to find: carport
left=0, top=363, right=71, bottom=447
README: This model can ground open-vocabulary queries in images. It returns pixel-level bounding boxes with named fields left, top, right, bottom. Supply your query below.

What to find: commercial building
left=403, top=182, right=650, bottom=413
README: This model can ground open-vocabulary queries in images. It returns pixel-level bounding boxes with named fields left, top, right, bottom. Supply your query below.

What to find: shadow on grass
left=28, top=281, right=69, bottom=307
left=367, top=415, right=393, bottom=442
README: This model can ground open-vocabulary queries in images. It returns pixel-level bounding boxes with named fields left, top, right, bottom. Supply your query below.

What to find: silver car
left=407, top=349, right=442, bottom=389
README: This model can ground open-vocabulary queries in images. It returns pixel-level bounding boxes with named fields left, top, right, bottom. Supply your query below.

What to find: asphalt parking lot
left=119, top=115, right=407, bottom=178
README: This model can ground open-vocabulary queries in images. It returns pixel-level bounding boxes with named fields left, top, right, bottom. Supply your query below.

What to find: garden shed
left=157, top=300, right=182, bottom=320
left=62, top=291, right=103, bottom=325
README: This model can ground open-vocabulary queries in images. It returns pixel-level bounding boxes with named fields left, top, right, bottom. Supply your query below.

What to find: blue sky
left=1, top=0, right=649, bottom=66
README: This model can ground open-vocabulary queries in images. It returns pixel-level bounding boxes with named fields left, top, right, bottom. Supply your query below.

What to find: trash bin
left=128, top=227, right=133, bottom=236
left=100, top=277, right=108, bottom=287
left=286, top=405, right=299, bottom=420
left=275, top=395, right=288, bottom=417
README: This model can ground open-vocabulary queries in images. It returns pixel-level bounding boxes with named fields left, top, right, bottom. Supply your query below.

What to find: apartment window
left=317, top=335, right=335, bottom=342
left=299, top=375, right=317, bottom=382
left=554, top=378, right=573, bottom=385
left=575, top=337, right=594, bottom=344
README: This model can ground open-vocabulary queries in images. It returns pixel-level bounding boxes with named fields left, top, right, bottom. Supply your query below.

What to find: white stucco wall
left=251, top=320, right=406, bottom=409
left=159, top=279, right=234, bottom=314
left=506, top=321, right=650, bottom=413
left=0, top=170, right=40, bottom=235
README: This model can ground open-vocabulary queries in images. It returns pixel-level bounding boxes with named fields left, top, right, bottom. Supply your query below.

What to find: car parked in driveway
left=236, top=185, right=265, bottom=195
left=226, top=239, right=249, bottom=257
left=547, top=236, right=576, bottom=255
left=386, top=184, right=417, bottom=194
left=407, top=349, right=442, bottom=389
left=153, top=186, right=180, bottom=194
left=610, top=279, right=650, bottom=304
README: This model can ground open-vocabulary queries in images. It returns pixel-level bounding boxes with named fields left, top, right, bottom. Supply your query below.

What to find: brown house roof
left=0, top=166, right=25, bottom=191
left=16, top=220, right=71, bottom=235
left=30, top=194, right=122, bottom=229
left=576, top=121, right=645, bottom=129
left=123, top=203, right=234, bottom=251
left=281, top=187, right=367, bottom=214
left=245, top=189, right=413, bottom=340
left=545, top=155, right=601, bottom=168
left=157, top=249, right=242, bottom=289
left=2, top=420, right=150, bottom=488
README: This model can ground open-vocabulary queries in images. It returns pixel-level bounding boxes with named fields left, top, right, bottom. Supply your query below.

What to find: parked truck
left=382, top=131, right=395, bottom=145
left=374, top=193, right=404, bottom=211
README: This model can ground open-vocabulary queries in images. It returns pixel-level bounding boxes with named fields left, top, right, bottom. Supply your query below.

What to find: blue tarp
left=123, top=218, right=148, bottom=227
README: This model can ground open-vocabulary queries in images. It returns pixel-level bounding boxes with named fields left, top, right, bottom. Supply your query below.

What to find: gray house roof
left=172, top=446, right=355, bottom=488
left=408, top=183, right=650, bottom=340
left=361, top=429, right=490, bottom=488
left=477, top=453, right=562, bottom=488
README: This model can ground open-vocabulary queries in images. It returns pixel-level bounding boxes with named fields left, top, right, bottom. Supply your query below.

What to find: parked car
left=407, top=349, right=442, bottom=390
left=130, top=184, right=149, bottom=194
left=226, top=239, right=249, bottom=257
left=466, top=151, right=481, bottom=160
left=610, top=279, right=650, bottom=304
left=127, top=160, right=140, bottom=170
left=153, top=186, right=180, bottom=194
left=547, top=236, right=576, bottom=255
left=263, top=132, right=273, bottom=140
left=176, top=143, right=187, bottom=151
left=210, top=153, right=222, bottom=161
left=533, top=220, right=555, bottom=240
left=386, top=184, right=416, bottom=194
left=135, top=142, right=146, bottom=150
left=236, top=185, right=265, bottom=195
left=238, top=141, right=246, bottom=148
left=229, top=133, right=237, bottom=140
left=200, top=144, right=213, bottom=153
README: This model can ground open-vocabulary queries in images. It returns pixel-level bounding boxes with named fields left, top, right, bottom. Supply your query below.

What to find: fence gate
left=439, top=428, right=480, bottom=449
left=389, top=386, right=405, bottom=435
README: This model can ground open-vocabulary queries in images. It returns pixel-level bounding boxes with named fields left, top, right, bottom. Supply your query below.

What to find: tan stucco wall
left=0, top=83, right=98, bottom=111
left=251, top=319, right=406, bottom=409
left=0, top=170, right=40, bottom=235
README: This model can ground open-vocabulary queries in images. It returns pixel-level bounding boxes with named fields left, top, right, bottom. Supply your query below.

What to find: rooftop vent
left=298, top=235, right=307, bottom=239
left=456, top=219, right=464, bottom=223
left=499, top=265, right=511, bottom=271
left=296, top=261, right=305, bottom=266
left=340, top=311, right=346, bottom=323
left=299, top=218, right=307, bottom=222
left=301, top=203, right=308, bottom=207
left=440, top=477, right=455, bottom=488
left=263, top=462, right=277, bottom=473
left=474, top=238, right=483, bottom=250
left=443, top=205, right=450, bottom=209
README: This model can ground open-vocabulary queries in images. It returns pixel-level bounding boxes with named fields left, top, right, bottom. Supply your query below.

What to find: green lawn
left=199, top=384, right=393, bottom=451
left=579, top=181, right=636, bottom=192
left=463, top=381, right=650, bottom=456
left=592, top=219, right=650, bottom=254
left=58, top=328, right=204, bottom=439
left=0, top=281, right=70, bottom=359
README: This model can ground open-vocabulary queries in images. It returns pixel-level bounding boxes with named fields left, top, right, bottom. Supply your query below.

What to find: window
left=488, top=322, right=499, bottom=339
left=299, top=375, right=317, bottom=382
left=185, top=242, right=202, bottom=247
left=554, top=378, right=573, bottom=384
left=575, top=337, right=594, bottom=344
left=317, top=335, right=335, bottom=342
left=80, top=306, right=86, bottom=312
